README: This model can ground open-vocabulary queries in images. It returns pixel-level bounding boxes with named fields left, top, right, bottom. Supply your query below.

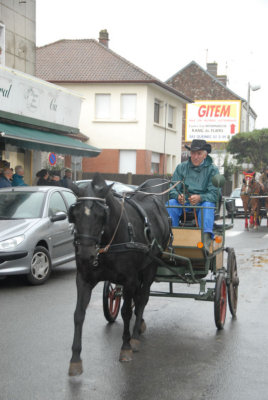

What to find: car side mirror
left=50, top=212, right=67, bottom=222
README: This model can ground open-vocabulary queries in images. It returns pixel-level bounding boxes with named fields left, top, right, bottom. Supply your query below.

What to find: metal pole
left=163, top=103, right=167, bottom=177
left=246, top=82, right=250, bottom=132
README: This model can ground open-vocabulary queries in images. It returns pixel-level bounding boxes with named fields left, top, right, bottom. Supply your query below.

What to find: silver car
left=227, top=187, right=243, bottom=217
left=0, top=186, right=77, bottom=285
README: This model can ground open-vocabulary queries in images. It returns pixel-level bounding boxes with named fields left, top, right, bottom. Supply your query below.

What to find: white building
left=36, top=31, right=192, bottom=176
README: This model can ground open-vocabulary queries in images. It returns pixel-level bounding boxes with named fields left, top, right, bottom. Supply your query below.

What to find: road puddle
left=250, top=249, right=268, bottom=267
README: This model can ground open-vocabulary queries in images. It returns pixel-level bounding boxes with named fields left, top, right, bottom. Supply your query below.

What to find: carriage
left=68, top=173, right=239, bottom=375
left=102, top=176, right=239, bottom=330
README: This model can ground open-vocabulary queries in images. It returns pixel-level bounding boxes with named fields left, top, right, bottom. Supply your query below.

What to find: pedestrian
left=61, top=168, right=79, bottom=195
left=0, top=167, right=13, bottom=188
left=61, top=169, right=73, bottom=188
left=12, top=165, right=28, bottom=186
left=259, top=166, right=268, bottom=191
left=36, top=169, right=50, bottom=185
left=49, top=171, right=64, bottom=187
left=166, top=139, right=220, bottom=250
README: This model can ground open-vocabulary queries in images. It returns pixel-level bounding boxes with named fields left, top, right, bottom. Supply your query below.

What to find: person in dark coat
left=61, top=168, right=79, bottom=195
left=49, top=171, right=64, bottom=187
left=0, top=167, right=13, bottom=188
left=36, top=169, right=50, bottom=186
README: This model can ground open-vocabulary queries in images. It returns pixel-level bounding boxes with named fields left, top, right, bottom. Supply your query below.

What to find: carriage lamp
left=214, top=236, right=222, bottom=244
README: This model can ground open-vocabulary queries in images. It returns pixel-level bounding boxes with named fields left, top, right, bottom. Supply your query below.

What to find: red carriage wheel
left=103, top=281, right=122, bottom=323
left=227, top=248, right=239, bottom=317
left=214, top=273, right=227, bottom=329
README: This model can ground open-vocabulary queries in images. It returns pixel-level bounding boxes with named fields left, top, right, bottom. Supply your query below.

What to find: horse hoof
left=68, top=361, right=83, bottom=376
left=139, top=320, right=147, bottom=334
left=119, top=349, right=133, bottom=362
left=130, top=338, right=141, bottom=352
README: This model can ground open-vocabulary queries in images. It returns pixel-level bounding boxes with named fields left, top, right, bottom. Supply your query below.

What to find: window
left=154, top=100, right=160, bottom=123
left=62, top=191, right=77, bottom=209
left=48, top=192, right=67, bottom=216
left=151, top=152, right=160, bottom=174
left=95, top=94, right=111, bottom=119
left=119, top=150, right=136, bottom=174
left=121, top=94, right=136, bottom=119
left=168, top=105, right=174, bottom=128
left=0, top=23, right=5, bottom=66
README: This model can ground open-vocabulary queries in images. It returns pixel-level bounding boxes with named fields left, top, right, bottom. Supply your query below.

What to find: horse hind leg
left=130, top=266, right=155, bottom=353
left=69, top=272, right=93, bottom=376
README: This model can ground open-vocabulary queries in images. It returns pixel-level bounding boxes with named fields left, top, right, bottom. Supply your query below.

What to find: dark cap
left=36, top=169, right=48, bottom=178
left=65, top=169, right=72, bottom=173
left=185, top=139, right=211, bottom=154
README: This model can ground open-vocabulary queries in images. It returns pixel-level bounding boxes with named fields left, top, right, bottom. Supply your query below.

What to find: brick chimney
left=217, top=75, right=227, bottom=86
left=99, top=29, right=109, bottom=48
left=207, top=62, right=218, bottom=77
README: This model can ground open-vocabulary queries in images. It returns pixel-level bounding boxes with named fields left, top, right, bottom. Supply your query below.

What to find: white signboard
left=0, top=65, right=83, bottom=129
left=186, top=100, right=241, bottom=142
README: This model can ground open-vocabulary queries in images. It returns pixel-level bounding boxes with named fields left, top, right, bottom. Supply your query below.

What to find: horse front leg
left=69, top=271, right=93, bottom=376
left=119, top=288, right=134, bottom=362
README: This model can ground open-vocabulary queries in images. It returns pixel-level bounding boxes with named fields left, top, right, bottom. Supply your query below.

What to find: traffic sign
left=48, top=152, right=57, bottom=166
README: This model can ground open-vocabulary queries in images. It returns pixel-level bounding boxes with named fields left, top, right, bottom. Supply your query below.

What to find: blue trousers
left=166, top=199, right=215, bottom=235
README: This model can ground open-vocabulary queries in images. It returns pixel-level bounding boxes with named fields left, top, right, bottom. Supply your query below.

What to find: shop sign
left=0, top=65, right=83, bottom=129
left=186, top=100, right=241, bottom=142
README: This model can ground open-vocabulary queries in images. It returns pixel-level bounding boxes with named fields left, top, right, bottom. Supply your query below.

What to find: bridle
left=72, top=196, right=109, bottom=249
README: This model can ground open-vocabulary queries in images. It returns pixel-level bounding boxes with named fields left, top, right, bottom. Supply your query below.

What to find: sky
left=36, top=0, right=268, bottom=129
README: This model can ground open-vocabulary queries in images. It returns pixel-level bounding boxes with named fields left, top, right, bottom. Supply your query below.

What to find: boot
left=203, top=233, right=212, bottom=253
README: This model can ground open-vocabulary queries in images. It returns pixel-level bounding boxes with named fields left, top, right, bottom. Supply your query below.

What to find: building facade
left=36, top=32, right=192, bottom=176
left=0, top=0, right=36, bottom=75
left=0, top=1, right=100, bottom=182
left=166, top=61, right=257, bottom=164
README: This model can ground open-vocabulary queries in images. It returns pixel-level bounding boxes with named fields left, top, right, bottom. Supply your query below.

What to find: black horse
left=68, top=173, right=171, bottom=375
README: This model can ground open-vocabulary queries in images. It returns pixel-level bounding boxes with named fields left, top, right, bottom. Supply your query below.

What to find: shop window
left=0, top=23, right=5, bottom=66
left=95, top=94, right=111, bottom=119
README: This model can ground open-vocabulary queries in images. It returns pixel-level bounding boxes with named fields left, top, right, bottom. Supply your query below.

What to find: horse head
left=69, top=173, right=113, bottom=261
left=241, top=171, right=257, bottom=195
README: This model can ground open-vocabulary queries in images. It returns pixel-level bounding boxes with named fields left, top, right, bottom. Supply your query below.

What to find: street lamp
left=246, top=82, right=261, bottom=132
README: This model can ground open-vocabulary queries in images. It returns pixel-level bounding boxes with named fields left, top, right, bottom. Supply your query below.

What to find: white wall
left=60, top=82, right=185, bottom=175
left=146, top=84, right=183, bottom=172
left=62, top=83, right=148, bottom=149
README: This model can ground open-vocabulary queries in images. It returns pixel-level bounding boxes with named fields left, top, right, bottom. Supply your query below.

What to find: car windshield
left=0, top=192, right=45, bottom=219
left=231, top=188, right=241, bottom=198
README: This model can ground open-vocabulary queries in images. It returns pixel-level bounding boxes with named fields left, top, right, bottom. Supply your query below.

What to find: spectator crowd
left=0, top=160, right=78, bottom=194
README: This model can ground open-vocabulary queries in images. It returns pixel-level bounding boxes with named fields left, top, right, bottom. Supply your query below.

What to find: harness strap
left=98, top=194, right=126, bottom=254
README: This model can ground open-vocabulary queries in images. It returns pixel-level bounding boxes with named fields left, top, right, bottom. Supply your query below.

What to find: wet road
left=0, top=218, right=268, bottom=400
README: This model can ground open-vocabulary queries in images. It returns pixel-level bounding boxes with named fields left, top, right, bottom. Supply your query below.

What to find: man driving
left=166, top=139, right=219, bottom=248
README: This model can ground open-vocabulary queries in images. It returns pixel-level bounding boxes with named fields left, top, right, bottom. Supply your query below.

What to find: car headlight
left=0, top=235, right=25, bottom=250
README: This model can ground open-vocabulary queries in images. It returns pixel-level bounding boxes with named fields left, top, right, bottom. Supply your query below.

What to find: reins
left=98, top=194, right=126, bottom=254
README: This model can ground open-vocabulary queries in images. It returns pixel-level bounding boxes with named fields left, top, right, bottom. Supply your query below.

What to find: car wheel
left=27, top=246, right=52, bottom=285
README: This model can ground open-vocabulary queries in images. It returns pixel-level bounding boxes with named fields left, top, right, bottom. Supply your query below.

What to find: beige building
left=0, top=0, right=36, bottom=75
left=36, top=32, right=192, bottom=176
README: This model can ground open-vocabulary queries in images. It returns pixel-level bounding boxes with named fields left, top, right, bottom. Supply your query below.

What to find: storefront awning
left=0, top=122, right=101, bottom=158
